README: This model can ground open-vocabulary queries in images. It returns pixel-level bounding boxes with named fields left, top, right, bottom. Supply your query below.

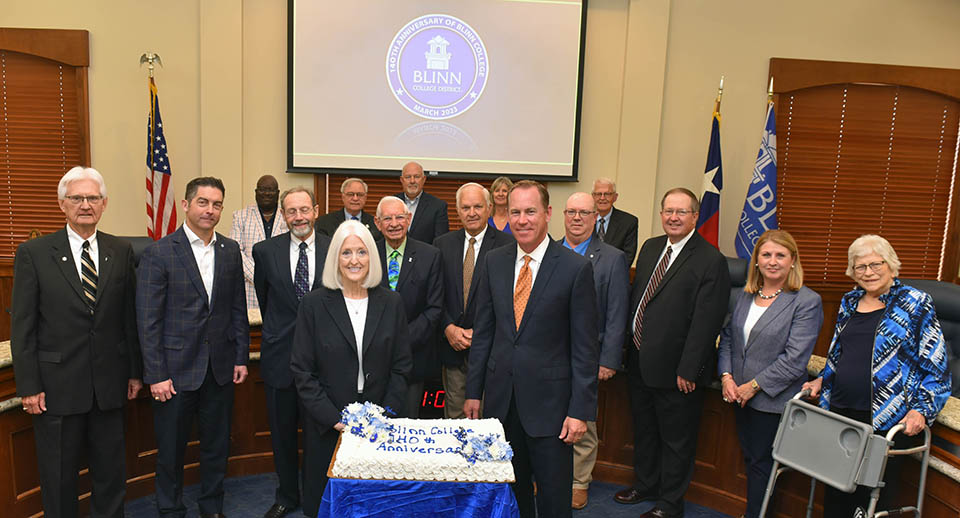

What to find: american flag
left=146, top=77, right=177, bottom=240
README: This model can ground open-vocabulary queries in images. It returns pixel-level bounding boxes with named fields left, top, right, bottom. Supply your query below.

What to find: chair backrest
left=900, top=278, right=960, bottom=397
left=726, top=256, right=749, bottom=314
left=116, top=236, right=157, bottom=268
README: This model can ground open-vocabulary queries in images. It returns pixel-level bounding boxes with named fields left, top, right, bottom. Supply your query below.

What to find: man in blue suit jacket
left=466, top=181, right=599, bottom=518
left=395, top=161, right=449, bottom=244
left=137, top=177, right=250, bottom=518
left=560, top=192, right=630, bottom=510
left=253, top=187, right=330, bottom=518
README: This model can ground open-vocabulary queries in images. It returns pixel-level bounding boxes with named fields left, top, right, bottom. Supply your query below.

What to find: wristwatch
left=750, top=379, right=760, bottom=392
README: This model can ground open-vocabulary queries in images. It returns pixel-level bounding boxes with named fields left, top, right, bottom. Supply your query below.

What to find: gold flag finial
left=139, top=53, right=163, bottom=78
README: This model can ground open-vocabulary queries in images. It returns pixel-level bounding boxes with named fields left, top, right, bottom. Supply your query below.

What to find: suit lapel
left=586, top=240, right=602, bottom=266
left=361, top=289, right=385, bottom=357
left=276, top=235, right=298, bottom=302
left=324, top=289, right=359, bottom=353
left=396, top=241, right=416, bottom=291
left=209, top=233, right=227, bottom=307
left=517, top=241, right=559, bottom=336
left=501, top=246, right=519, bottom=337
left=450, top=230, right=466, bottom=305
left=95, top=235, right=114, bottom=302
left=649, top=234, right=698, bottom=301
left=312, top=236, right=327, bottom=290
left=745, top=290, right=796, bottom=351
left=632, top=236, right=665, bottom=307
left=466, top=229, right=495, bottom=305
left=50, top=230, right=86, bottom=303
left=173, top=228, right=210, bottom=306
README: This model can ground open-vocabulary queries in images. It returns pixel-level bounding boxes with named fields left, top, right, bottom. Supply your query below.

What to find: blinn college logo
left=386, top=14, right=489, bottom=120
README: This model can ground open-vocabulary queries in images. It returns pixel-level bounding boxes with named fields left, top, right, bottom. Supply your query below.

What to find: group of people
left=10, top=162, right=953, bottom=518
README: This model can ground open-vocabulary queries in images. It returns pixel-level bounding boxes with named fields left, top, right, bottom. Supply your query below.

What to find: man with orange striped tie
left=465, top=180, right=599, bottom=518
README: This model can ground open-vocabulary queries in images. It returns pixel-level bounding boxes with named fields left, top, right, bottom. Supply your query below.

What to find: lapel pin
left=105, top=256, right=109, bottom=262
left=589, top=254, right=594, bottom=259
left=408, top=257, right=413, bottom=263
left=62, top=256, right=68, bottom=262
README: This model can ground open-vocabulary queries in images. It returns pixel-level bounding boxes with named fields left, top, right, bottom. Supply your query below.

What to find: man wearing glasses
left=12, top=166, right=142, bottom=518
left=395, top=161, right=449, bottom=244
left=592, top=178, right=639, bottom=268
left=230, top=174, right=288, bottom=311
left=253, top=187, right=331, bottom=518
left=560, top=192, right=630, bottom=510
left=315, top=177, right=382, bottom=241
left=615, top=187, right=729, bottom=518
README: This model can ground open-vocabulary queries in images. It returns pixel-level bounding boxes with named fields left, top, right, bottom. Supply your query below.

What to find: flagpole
left=767, top=76, right=774, bottom=103
left=714, top=75, right=725, bottom=114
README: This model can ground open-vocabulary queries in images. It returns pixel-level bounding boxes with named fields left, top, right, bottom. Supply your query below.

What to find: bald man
left=395, top=162, right=449, bottom=244
left=230, top=174, right=288, bottom=311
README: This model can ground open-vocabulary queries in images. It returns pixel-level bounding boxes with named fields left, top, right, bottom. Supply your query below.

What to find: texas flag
left=696, top=111, right=723, bottom=248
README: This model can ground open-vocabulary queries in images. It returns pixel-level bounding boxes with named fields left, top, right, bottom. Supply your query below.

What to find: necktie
left=294, top=242, right=309, bottom=300
left=80, top=240, right=97, bottom=311
left=351, top=215, right=359, bottom=221
left=597, top=218, right=606, bottom=241
left=462, top=237, right=476, bottom=308
left=388, top=250, right=400, bottom=291
left=513, top=255, right=532, bottom=329
left=633, top=245, right=672, bottom=349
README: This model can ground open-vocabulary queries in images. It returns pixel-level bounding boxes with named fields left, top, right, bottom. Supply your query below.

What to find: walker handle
left=793, top=389, right=812, bottom=400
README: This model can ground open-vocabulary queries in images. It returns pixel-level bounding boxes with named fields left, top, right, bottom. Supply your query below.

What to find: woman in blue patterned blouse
left=804, top=234, right=951, bottom=518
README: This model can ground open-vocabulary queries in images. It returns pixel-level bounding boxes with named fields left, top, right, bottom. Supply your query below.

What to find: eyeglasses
left=853, top=260, right=886, bottom=275
left=592, top=192, right=615, bottom=198
left=64, top=195, right=104, bottom=205
left=563, top=209, right=596, bottom=218
left=661, top=209, right=694, bottom=217
left=378, top=214, right=408, bottom=223
left=343, top=192, right=366, bottom=198
left=284, top=207, right=315, bottom=217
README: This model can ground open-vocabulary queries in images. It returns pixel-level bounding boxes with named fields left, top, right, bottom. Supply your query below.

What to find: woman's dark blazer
left=291, top=285, right=412, bottom=432
left=716, top=286, right=823, bottom=413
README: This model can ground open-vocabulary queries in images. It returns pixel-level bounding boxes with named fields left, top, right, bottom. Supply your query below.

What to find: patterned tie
left=462, top=237, right=476, bottom=308
left=513, top=255, right=532, bottom=329
left=388, top=249, right=400, bottom=291
left=294, top=242, right=309, bottom=300
left=80, top=240, right=97, bottom=311
left=633, top=245, right=672, bottom=349
left=597, top=217, right=606, bottom=241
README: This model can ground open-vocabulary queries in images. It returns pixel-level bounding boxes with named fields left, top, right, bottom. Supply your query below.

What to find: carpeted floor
left=125, top=474, right=732, bottom=517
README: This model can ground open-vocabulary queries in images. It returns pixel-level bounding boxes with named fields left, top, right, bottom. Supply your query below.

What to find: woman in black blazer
left=290, top=220, right=412, bottom=516
left=717, top=230, right=823, bottom=518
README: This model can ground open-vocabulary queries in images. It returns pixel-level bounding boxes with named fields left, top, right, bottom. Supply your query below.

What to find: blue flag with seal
left=734, top=101, right=778, bottom=258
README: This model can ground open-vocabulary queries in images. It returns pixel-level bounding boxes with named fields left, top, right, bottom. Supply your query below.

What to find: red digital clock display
left=421, top=389, right=446, bottom=409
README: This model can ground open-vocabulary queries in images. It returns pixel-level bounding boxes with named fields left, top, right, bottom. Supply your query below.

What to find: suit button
left=365, top=373, right=370, bottom=379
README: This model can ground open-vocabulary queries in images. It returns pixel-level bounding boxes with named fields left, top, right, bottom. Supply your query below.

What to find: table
left=317, top=478, right=520, bottom=518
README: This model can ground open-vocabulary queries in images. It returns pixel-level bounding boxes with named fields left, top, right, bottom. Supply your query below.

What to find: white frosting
left=332, top=418, right=515, bottom=483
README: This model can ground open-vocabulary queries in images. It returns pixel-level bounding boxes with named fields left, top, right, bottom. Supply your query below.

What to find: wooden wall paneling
left=0, top=261, right=13, bottom=341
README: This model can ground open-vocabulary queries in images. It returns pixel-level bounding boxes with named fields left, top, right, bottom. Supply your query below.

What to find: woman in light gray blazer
left=717, top=230, right=823, bottom=518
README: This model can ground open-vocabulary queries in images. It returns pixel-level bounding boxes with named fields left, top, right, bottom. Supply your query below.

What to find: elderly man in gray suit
left=560, top=192, right=630, bottom=510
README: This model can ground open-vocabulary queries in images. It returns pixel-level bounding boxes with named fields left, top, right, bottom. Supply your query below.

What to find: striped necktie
left=80, top=240, right=98, bottom=311
left=462, top=237, right=476, bottom=308
left=597, top=217, right=606, bottom=241
left=633, top=245, right=672, bottom=349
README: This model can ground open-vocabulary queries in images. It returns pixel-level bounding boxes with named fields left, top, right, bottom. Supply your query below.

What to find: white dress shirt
left=462, top=226, right=487, bottom=264
left=403, top=192, right=422, bottom=224
left=513, top=234, right=551, bottom=290
left=343, top=208, right=361, bottom=221
left=65, top=224, right=98, bottom=280
left=183, top=224, right=217, bottom=304
left=343, top=295, right=369, bottom=392
left=289, top=231, right=317, bottom=287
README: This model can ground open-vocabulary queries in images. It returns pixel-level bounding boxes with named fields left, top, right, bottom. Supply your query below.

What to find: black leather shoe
left=613, top=487, right=659, bottom=504
left=200, top=514, right=227, bottom=518
left=263, top=503, right=293, bottom=518
left=638, top=508, right=669, bottom=518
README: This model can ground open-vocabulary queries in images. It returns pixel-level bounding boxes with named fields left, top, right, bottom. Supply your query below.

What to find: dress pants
left=627, top=369, right=705, bottom=518
left=301, top=417, right=339, bottom=518
left=405, top=380, right=424, bottom=418
left=503, top=395, right=573, bottom=518
left=822, top=407, right=918, bottom=518
left=264, top=383, right=302, bottom=509
left=734, top=405, right=781, bottom=518
left=152, top=367, right=235, bottom=518
left=32, top=403, right=126, bottom=518
left=441, top=360, right=468, bottom=419
left=572, top=421, right=599, bottom=489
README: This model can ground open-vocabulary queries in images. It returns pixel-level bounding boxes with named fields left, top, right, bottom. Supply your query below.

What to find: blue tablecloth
left=317, top=478, right=520, bottom=518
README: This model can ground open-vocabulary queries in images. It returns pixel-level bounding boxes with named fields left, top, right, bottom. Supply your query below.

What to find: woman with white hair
left=804, top=234, right=951, bottom=517
left=290, top=220, right=411, bottom=515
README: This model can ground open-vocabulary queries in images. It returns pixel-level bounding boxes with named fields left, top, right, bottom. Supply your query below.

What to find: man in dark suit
left=375, top=195, right=443, bottom=417
left=396, top=161, right=448, bottom=243
left=137, top=177, right=250, bottom=518
left=12, top=166, right=142, bottom=518
left=315, top=177, right=382, bottom=241
left=592, top=177, right=639, bottom=268
left=435, top=183, right=514, bottom=418
left=559, top=192, right=630, bottom=510
left=253, top=187, right=330, bottom=518
left=465, top=180, right=599, bottom=518
left=614, top=188, right=730, bottom=518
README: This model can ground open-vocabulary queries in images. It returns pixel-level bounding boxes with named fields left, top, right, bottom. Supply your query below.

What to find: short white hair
left=593, top=177, right=617, bottom=193
left=341, top=178, right=368, bottom=194
left=455, top=182, right=491, bottom=207
left=322, top=220, right=383, bottom=290
left=846, top=234, right=901, bottom=278
left=58, top=166, right=107, bottom=200
left=376, top=196, right=408, bottom=218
